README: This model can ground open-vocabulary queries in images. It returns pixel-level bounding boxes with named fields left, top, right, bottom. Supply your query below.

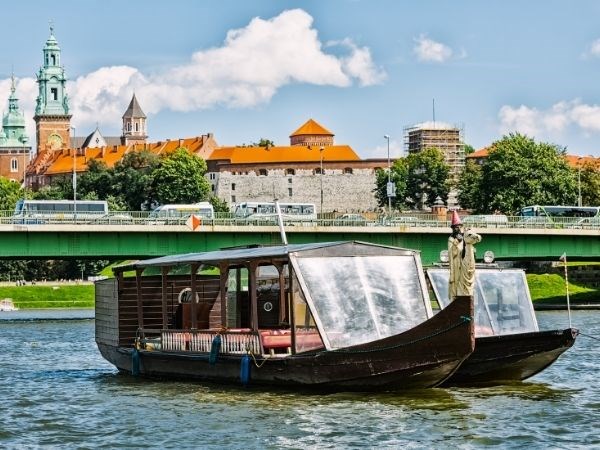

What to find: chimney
left=179, top=139, right=183, bottom=147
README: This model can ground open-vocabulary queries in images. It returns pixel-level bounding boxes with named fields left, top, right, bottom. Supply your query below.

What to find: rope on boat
left=248, top=350, right=271, bottom=368
left=322, top=315, right=473, bottom=355
left=578, top=331, right=600, bottom=342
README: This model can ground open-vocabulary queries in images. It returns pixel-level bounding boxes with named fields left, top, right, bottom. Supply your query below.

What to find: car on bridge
left=462, top=214, right=509, bottom=228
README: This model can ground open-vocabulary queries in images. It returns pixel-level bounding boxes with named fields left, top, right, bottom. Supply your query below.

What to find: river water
left=0, top=310, right=598, bottom=449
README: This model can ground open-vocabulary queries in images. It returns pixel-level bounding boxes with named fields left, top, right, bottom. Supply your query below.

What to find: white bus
left=12, top=199, right=109, bottom=224
left=233, top=202, right=317, bottom=223
left=149, top=202, right=214, bottom=224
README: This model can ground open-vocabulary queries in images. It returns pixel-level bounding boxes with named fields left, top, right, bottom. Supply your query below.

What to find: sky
left=3, top=0, right=600, bottom=159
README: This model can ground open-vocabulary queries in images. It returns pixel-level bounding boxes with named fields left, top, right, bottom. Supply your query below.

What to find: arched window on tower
left=135, top=122, right=139, bottom=132
left=127, top=122, right=132, bottom=132
left=51, top=54, right=56, bottom=65
left=10, top=158, right=18, bottom=173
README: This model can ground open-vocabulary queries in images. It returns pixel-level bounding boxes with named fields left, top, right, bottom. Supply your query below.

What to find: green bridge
left=1, top=224, right=599, bottom=265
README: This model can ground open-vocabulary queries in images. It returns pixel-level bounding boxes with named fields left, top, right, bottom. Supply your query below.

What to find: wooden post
left=277, top=263, right=286, bottom=324
left=219, top=262, right=228, bottom=328
left=288, top=263, right=296, bottom=354
left=135, top=268, right=145, bottom=335
left=161, top=266, right=170, bottom=329
left=190, top=263, right=199, bottom=329
left=249, top=261, right=259, bottom=331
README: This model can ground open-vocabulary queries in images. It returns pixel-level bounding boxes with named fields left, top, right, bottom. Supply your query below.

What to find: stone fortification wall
left=214, top=167, right=379, bottom=213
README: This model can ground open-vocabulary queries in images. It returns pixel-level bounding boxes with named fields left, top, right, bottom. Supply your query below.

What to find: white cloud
left=0, top=9, right=385, bottom=135
left=498, top=99, right=600, bottom=138
left=413, top=34, right=453, bottom=63
left=583, top=38, right=600, bottom=59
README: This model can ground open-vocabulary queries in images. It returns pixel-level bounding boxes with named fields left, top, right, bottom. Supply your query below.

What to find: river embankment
left=0, top=282, right=94, bottom=308
left=1, top=272, right=598, bottom=310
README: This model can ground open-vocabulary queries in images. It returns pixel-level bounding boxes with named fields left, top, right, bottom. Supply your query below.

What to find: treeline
left=0, top=147, right=230, bottom=281
left=375, top=133, right=600, bottom=213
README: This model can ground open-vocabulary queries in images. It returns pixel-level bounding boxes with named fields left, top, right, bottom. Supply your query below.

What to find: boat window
left=478, top=270, right=538, bottom=334
left=427, top=268, right=538, bottom=336
left=257, top=264, right=286, bottom=328
left=427, top=269, right=495, bottom=335
left=295, top=255, right=428, bottom=349
left=291, top=272, right=324, bottom=353
left=225, top=267, right=249, bottom=329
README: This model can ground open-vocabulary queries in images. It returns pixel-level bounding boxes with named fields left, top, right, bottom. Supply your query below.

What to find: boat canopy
left=293, top=253, right=432, bottom=348
left=116, top=241, right=432, bottom=351
left=114, top=241, right=417, bottom=271
left=427, top=268, right=538, bottom=336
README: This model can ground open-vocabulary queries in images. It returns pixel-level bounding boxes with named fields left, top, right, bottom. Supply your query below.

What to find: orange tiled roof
left=289, top=119, right=334, bottom=138
left=209, top=145, right=359, bottom=164
left=565, top=155, right=599, bottom=168
left=466, top=148, right=489, bottom=158
left=44, top=136, right=212, bottom=175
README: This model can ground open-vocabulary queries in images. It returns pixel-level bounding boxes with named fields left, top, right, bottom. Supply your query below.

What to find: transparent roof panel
left=427, top=268, right=538, bottom=336
left=294, top=255, right=429, bottom=349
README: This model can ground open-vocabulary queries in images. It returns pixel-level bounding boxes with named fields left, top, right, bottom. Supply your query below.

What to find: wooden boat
left=95, top=241, right=474, bottom=391
left=427, top=265, right=578, bottom=386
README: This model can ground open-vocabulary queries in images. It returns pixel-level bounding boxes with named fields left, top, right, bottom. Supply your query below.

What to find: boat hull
left=97, top=295, right=474, bottom=391
left=442, top=328, right=578, bottom=386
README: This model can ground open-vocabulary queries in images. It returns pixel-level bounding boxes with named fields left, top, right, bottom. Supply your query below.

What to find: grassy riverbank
left=0, top=284, right=94, bottom=309
left=1, top=273, right=597, bottom=309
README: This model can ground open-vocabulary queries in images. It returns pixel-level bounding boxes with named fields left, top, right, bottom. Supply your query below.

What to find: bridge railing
left=1, top=210, right=599, bottom=230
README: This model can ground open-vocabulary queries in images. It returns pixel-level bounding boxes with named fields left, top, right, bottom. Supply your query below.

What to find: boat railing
left=149, top=329, right=262, bottom=354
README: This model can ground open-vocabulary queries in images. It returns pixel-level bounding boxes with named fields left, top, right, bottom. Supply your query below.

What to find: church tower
left=0, top=75, right=31, bottom=182
left=34, top=25, right=71, bottom=155
left=121, top=94, right=147, bottom=145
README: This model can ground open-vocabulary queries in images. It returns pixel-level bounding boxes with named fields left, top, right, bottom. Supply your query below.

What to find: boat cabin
left=427, top=266, right=538, bottom=337
left=96, top=241, right=434, bottom=357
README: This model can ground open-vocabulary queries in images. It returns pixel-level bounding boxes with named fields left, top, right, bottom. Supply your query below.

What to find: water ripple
left=0, top=311, right=598, bottom=448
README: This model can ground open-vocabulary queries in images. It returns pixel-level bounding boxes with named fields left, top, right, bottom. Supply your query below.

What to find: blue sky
left=3, top=0, right=600, bottom=158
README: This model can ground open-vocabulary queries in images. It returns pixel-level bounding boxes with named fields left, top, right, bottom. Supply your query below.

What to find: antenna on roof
left=432, top=98, right=436, bottom=127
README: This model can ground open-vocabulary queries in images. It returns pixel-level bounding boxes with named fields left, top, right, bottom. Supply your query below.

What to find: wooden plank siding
left=117, top=275, right=221, bottom=347
left=96, top=274, right=225, bottom=348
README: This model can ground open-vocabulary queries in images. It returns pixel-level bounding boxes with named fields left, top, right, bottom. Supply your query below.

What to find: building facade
left=0, top=76, right=31, bottom=182
left=404, top=122, right=465, bottom=207
left=27, top=27, right=72, bottom=189
left=208, top=119, right=385, bottom=213
left=121, top=94, right=147, bottom=145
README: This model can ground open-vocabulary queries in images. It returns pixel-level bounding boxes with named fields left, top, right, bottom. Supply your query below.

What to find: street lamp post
left=384, top=135, right=391, bottom=213
left=320, top=146, right=324, bottom=215
left=71, top=127, right=77, bottom=222
left=578, top=157, right=583, bottom=207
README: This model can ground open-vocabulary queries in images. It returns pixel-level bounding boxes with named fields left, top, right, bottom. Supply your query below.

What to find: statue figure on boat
left=448, top=211, right=481, bottom=299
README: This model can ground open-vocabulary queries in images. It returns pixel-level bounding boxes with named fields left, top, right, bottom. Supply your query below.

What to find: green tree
left=405, top=147, right=450, bottom=209
left=78, top=159, right=114, bottom=200
left=252, top=138, right=275, bottom=147
left=151, top=148, right=210, bottom=205
left=32, top=180, right=70, bottom=200
left=579, top=161, right=600, bottom=206
left=112, top=150, right=159, bottom=210
left=374, top=158, right=408, bottom=210
left=463, top=144, right=476, bottom=155
left=0, top=176, right=25, bottom=211
left=458, top=133, right=576, bottom=214
left=209, top=195, right=230, bottom=214
left=457, top=160, right=484, bottom=211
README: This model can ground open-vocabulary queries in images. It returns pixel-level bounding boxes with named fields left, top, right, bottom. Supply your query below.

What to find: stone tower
left=0, top=75, right=31, bottom=182
left=121, top=94, right=147, bottom=145
left=34, top=25, right=71, bottom=155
